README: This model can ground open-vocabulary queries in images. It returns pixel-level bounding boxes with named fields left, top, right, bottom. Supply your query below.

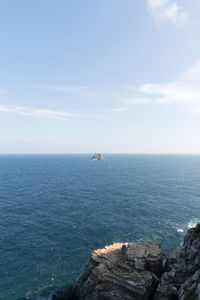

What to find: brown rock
left=77, top=242, right=163, bottom=300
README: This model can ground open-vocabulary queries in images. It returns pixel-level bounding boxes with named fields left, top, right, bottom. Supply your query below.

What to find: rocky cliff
left=155, top=224, right=200, bottom=300
left=54, top=224, right=200, bottom=300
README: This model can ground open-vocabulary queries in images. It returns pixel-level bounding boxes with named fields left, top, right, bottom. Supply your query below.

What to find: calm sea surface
left=0, top=154, right=200, bottom=299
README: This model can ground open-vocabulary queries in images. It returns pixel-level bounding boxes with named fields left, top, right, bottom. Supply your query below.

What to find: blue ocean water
left=0, top=154, right=200, bottom=300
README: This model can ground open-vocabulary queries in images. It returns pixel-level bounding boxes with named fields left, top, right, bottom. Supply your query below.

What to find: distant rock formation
left=53, top=224, right=200, bottom=300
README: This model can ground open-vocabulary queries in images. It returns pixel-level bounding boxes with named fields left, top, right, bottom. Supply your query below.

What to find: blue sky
left=1, top=0, right=200, bottom=153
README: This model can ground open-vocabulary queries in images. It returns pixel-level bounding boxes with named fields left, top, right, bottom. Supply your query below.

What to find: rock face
left=179, top=270, right=200, bottom=300
left=76, top=242, right=162, bottom=300
left=164, top=246, right=183, bottom=272
left=54, top=224, right=200, bottom=300
left=154, top=225, right=200, bottom=299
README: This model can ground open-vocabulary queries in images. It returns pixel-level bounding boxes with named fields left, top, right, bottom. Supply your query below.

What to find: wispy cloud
left=121, top=59, right=200, bottom=113
left=111, top=107, right=129, bottom=113
left=147, top=0, right=188, bottom=25
left=0, top=104, right=112, bottom=120
left=31, top=85, right=88, bottom=94
left=0, top=104, right=82, bottom=119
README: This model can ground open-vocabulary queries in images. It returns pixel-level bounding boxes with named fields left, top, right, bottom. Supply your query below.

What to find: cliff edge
left=54, top=224, right=200, bottom=300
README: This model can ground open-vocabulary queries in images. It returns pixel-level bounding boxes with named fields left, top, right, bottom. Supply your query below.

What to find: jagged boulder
left=76, top=242, right=163, bottom=300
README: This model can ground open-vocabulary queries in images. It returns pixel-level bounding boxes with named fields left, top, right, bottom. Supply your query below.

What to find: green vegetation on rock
left=171, top=292, right=179, bottom=300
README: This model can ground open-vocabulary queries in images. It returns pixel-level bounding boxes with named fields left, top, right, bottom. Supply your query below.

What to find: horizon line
left=0, top=153, right=199, bottom=155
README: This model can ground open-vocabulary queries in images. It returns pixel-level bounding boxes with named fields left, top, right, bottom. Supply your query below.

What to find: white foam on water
left=187, top=218, right=200, bottom=229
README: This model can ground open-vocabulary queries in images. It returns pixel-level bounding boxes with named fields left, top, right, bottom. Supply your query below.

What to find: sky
left=1, top=0, right=200, bottom=153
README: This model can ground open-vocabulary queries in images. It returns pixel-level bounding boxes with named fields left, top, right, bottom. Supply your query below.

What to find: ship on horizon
left=91, top=152, right=104, bottom=160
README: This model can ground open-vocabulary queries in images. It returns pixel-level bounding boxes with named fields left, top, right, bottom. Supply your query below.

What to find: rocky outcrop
left=54, top=224, right=200, bottom=300
left=53, top=242, right=162, bottom=300
left=76, top=242, right=162, bottom=300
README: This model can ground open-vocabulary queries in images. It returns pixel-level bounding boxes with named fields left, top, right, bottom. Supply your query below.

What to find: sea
left=0, top=154, right=200, bottom=300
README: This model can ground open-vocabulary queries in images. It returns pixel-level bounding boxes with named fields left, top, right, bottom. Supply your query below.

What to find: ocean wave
left=187, top=218, right=200, bottom=229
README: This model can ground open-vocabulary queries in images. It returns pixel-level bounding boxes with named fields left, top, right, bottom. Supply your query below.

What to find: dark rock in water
left=53, top=286, right=78, bottom=300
